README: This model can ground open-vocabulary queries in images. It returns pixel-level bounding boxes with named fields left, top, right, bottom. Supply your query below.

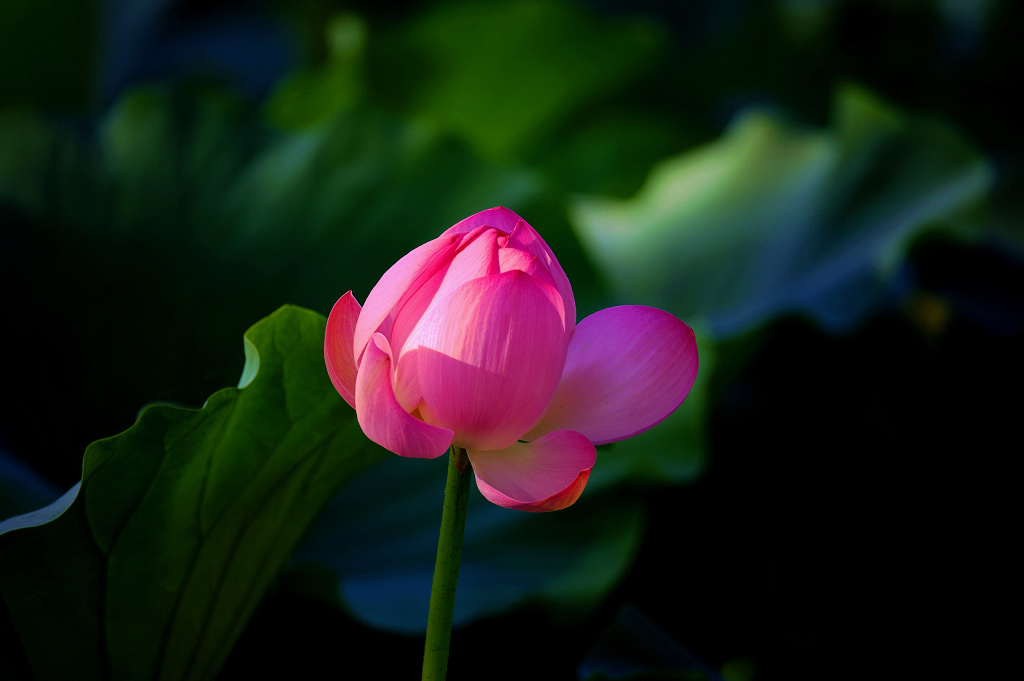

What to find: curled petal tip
left=446, top=206, right=524, bottom=237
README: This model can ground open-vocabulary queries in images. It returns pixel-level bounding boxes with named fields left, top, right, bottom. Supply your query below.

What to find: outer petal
left=411, top=270, right=567, bottom=451
left=325, top=292, right=361, bottom=409
left=526, top=306, right=698, bottom=446
left=435, top=226, right=501, bottom=303
left=355, top=333, right=453, bottom=458
left=353, top=232, right=461, bottom=365
left=468, top=430, right=596, bottom=512
left=389, top=226, right=500, bottom=361
left=389, top=227, right=502, bottom=412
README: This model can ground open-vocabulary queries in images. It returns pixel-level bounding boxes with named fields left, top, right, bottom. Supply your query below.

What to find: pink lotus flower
left=325, top=207, right=697, bottom=512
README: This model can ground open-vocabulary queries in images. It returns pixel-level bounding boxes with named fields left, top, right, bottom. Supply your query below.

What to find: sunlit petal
left=353, top=233, right=461, bottom=365
left=412, top=271, right=567, bottom=451
left=526, top=306, right=697, bottom=445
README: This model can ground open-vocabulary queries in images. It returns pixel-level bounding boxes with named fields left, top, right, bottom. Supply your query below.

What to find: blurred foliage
left=572, top=85, right=992, bottom=337
left=293, top=455, right=646, bottom=633
left=1, top=0, right=1021, bottom=679
left=0, top=0, right=96, bottom=111
left=365, top=0, right=670, bottom=163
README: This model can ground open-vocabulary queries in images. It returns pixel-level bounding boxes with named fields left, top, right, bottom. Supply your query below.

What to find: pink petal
left=447, top=206, right=576, bottom=337
left=410, top=270, right=567, bottom=451
left=352, top=233, right=461, bottom=366
left=526, top=306, right=698, bottom=446
left=355, top=333, right=453, bottom=458
left=468, top=430, right=596, bottom=512
left=505, top=214, right=576, bottom=335
left=437, top=227, right=500, bottom=301
left=387, top=260, right=447, bottom=370
left=498, top=247, right=556, bottom=288
left=443, top=206, right=523, bottom=237
left=389, top=226, right=501, bottom=360
left=497, top=247, right=569, bottom=342
left=388, top=228, right=503, bottom=411
left=391, top=347, right=424, bottom=414
left=325, top=292, right=362, bottom=409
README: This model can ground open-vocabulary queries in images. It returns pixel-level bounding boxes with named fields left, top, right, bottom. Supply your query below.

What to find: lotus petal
left=527, top=306, right=697, bottom=445
left=324, top=292, right=361, bottom=409
left=469, top=430, right=596, bottom=512
left=355, top=333, right=453, bottom=458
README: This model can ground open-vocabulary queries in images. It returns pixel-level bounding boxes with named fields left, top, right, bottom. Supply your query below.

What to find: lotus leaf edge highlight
left=325, top=207, right=698, bottom=512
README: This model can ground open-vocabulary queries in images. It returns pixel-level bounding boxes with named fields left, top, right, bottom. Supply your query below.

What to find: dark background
left=3, top=1, right=1020, bottom=679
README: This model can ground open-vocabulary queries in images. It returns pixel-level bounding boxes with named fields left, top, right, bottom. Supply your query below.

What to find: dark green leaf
left=0, top=305, right=384, bottom=681
left=0, top=490, right=107, bottom=680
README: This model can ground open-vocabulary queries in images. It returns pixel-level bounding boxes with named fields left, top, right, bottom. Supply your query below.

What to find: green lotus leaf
left=0, top=306, right=384, bottom=681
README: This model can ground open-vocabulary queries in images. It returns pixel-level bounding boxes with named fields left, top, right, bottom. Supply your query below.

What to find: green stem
left=422, top=446, right=472, bottom=681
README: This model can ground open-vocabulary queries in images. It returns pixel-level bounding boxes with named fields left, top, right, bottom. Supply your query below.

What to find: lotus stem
left=422, top=446, right=471, bottom=681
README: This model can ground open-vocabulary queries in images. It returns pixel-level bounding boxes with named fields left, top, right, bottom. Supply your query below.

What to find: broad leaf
left=0, top=305, right=384, bottom=681
left=571, top=86, right=993, bottom=338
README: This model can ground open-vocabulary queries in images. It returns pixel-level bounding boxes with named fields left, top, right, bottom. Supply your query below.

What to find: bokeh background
left=1, top=1, right=1020, bottom=679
